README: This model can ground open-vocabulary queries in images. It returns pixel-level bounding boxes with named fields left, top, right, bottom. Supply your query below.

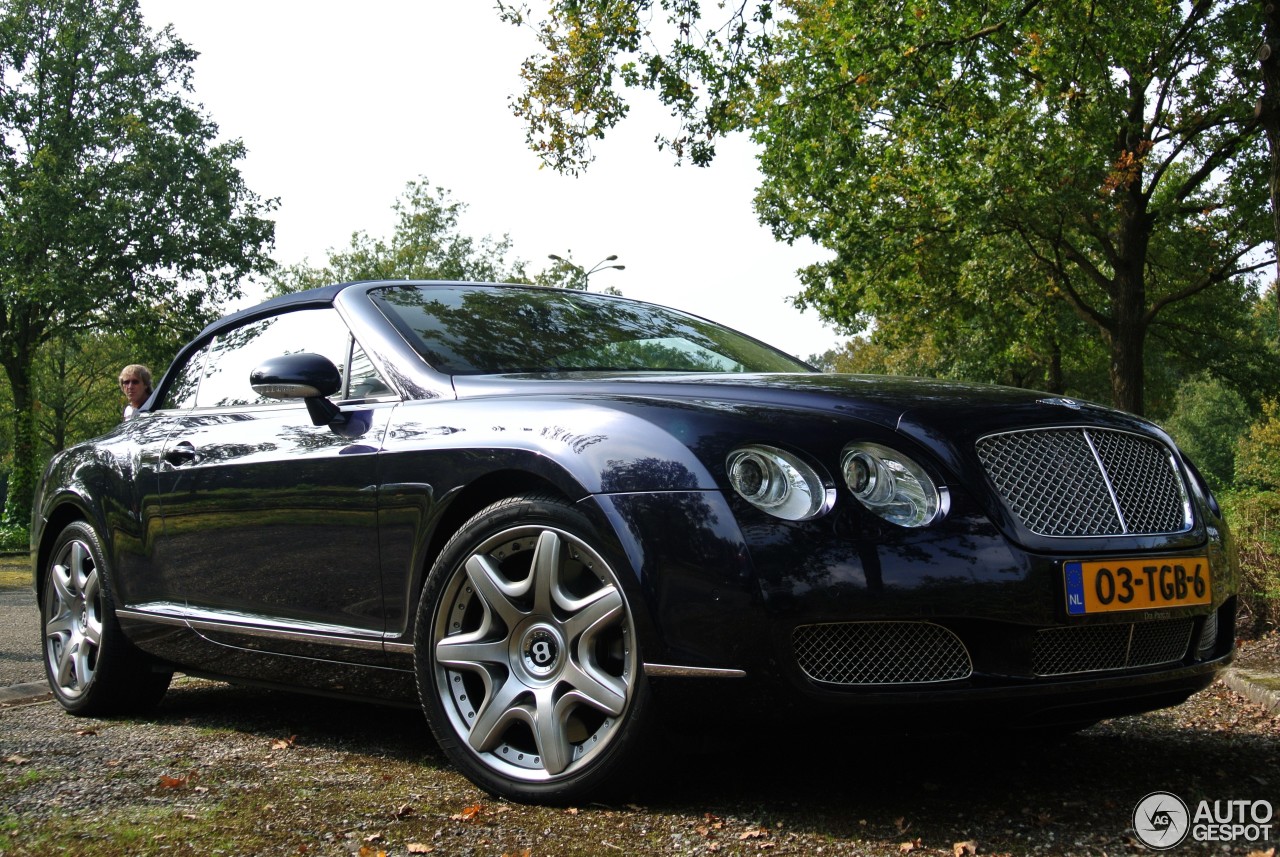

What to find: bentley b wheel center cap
left=520, top=626, right=562, bottom=677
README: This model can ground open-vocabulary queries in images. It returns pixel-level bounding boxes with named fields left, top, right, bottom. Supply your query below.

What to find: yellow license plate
left=1064, top=557, right=1211, bottom=615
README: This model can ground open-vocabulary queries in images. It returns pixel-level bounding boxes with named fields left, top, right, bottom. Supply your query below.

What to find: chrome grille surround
left=976, top=428, right=1191, bottom=537
left=793, top=621, right=972, bottom=685
left=1032, top=619, right=1194, bottom=676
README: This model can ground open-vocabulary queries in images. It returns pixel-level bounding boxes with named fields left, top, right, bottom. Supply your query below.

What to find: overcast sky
left=135, top=1, right=844, bottom=359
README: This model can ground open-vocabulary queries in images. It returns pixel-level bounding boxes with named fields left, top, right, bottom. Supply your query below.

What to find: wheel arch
left=407, top=469, right=661, bottom=656
left=33, top=496, right=100, bottom=607
left=420, top=470, right=579, bottom=581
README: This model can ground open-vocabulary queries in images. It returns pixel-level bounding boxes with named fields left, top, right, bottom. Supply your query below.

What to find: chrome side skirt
left=118, top=604, right=748, bottom=677
left=643, top=663, right=746, bottom=678
left=116, top=603, right=386, bottom=652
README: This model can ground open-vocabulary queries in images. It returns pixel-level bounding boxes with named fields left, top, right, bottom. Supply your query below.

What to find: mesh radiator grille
left=976, top=428, right=1189, bottom=537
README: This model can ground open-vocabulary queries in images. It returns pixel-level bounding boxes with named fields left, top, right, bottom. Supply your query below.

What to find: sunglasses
left=120, top=379, right=142, bottom=386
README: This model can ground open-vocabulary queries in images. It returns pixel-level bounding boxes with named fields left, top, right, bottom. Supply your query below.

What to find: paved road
left=0, top=581, right=42, bottom=689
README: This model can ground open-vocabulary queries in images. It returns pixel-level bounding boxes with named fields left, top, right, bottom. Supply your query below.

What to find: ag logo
left=1133, top=791, right=1190, bottom=850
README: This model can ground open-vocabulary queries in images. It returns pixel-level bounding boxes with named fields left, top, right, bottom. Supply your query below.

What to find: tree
left=0, top=0, right=276, bottom=527
left=32, top=333, right=126, bottom=454
left=500, top=1, right=1275, bottom=415
left=270, top=178, right=530, bottom=295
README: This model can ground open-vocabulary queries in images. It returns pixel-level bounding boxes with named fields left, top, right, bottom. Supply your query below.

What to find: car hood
left=450, top=372, right=1156, bottom=443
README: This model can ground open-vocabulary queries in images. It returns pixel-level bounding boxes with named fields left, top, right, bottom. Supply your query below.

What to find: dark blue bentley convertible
left=32, top=281, right=1237, bottom=802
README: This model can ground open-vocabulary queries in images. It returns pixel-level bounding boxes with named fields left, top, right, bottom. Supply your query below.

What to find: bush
left=1235, top=399, right=1280, bottom=492
left=0, top=522, right=28, bottom=552
left=1221, top=490, right=1280, bottom=636
left=1162, top=374, right=1251, bottom=493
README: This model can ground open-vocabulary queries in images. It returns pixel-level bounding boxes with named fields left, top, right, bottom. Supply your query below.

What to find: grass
left=0, top=553, right=27, bottom=590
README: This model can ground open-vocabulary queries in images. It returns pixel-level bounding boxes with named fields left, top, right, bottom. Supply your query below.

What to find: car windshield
left=369, top=284, right=814, bottom=375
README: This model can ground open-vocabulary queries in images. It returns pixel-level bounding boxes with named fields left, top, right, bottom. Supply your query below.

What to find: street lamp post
left=547, top=253, right=625, bottom=290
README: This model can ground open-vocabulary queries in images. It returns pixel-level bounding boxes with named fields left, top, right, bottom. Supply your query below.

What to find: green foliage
left=269, top=178, right=531, bottom=295
left=1236, top=399, right=1280, bottom=492
left=0, top=522, right=28, bottom=552
left=501, top=1, right=1276, bottom=415
left=0, top=0, right=276, bottom=527
left=1221, top=490, right=1280, bottom=634
left=498, top=0, right=775, bottom=173
left=1162, top=375, right=1253, bottom=493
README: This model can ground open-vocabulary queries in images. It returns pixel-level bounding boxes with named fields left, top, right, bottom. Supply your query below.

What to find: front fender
left=384, top=397, right=719, bottom=495
left=32, top=437, right=153, bottom=607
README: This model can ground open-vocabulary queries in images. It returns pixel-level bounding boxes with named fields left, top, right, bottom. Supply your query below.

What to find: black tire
left=415, top=493, right=653, bottom=803
left=41, top=521, right=172, bottom=716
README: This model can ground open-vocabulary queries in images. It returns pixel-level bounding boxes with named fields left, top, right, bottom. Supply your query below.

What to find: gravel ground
left=3, top=567, right=1279, bottom=856
left=1, top=676, right=1278, bottom=856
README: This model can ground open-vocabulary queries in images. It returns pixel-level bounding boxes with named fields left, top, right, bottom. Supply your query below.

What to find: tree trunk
left=1108, top=328, right=1145, bottom=415
left=1047, top=340, right=1064, bottom=394
left=1109, top=210, right=1150, bottom=414
left=2, top=358, right=38, bottom=530
left=1262, top=1, right=1280, bottom=328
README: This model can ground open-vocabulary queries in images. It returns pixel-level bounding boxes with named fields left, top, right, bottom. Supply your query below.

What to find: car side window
left=346, top=341, right=394, bottom=400
left=159, top=346, right=208, bottom=410
left=194, top=308, right=352, bottom=409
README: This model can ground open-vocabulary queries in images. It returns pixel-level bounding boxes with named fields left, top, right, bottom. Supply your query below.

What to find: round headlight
left=841, top=442, right=945, bottom=527
left=726, top=445, right=833, bottom=521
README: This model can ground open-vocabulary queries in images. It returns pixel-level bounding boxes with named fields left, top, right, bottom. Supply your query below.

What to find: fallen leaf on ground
left=451, top=803, right=484, bottom=821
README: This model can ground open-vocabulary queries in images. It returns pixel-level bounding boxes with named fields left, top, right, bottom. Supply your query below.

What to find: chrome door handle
left=164, top=441, right=197, bottom=465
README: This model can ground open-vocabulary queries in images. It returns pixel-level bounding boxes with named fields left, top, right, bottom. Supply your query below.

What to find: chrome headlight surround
left=726, top=445, right=834, bottom=521
left=841, top=442, right=947, bottom=528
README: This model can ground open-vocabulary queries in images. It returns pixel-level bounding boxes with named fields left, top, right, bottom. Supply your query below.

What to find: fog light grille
left=793, top=621, right=972, bottom=685
left=1033, top=619, right=1194, bottom=676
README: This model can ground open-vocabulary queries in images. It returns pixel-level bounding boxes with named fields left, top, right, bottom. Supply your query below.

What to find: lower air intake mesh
left=793, top=621, right=973, bottom=685
left=1032, top=619, right=1194, bottom=676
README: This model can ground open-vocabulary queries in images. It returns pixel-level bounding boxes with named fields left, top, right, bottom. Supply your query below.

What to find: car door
left=147, top=306, right=397, bottom=664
